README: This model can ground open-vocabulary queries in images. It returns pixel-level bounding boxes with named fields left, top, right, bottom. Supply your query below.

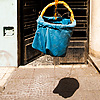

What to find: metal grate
left=19, top=0, right=90, bottom=65
left=20, top=0, right=42, bottom=65
left=54, top=0, right=90, bottom=64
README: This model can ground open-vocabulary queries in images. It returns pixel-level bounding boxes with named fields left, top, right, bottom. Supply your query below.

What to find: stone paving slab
left=0, top=67, right=15, bottom=92
left=78, top=76, right=100, bottom=91
left=80, top=90, right=97, bottom=100
left=0, top=64, right=99, bottom=100
left=0, top=55, right=100, bottom=100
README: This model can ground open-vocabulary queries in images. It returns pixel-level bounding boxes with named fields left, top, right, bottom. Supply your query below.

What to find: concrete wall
left=89, top=0, right=100, bottom=58
left=0, top=0, right=17, bottom=66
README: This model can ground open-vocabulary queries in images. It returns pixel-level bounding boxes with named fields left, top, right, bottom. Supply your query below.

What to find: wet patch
left=53, top=77, right=79, bottom=98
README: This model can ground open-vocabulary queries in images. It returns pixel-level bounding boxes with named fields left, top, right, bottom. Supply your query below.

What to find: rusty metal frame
left=17, top=0, right=21, bottom=66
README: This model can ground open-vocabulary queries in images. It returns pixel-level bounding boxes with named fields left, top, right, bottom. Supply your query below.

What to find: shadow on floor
left=53, top=77, right=79, bottom=98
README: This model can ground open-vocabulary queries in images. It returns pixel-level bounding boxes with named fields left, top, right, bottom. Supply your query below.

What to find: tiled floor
left=0, top=55, right=100, bottom=100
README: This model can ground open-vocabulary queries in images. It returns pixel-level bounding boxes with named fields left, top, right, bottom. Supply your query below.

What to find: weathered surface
left=0, top=55, right=100, bottom=100
left=0, top=67, right=15, bottom=92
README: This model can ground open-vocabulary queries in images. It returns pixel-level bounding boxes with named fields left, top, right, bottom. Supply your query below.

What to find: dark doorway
left=18, top=0, right=42, bottom=65
left=18, top=0, right=90, bottom=65
left=54, top=0, right=90, bottom=64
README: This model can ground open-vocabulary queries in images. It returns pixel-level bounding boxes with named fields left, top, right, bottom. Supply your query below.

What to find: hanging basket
left=32, top=1, right=76, bottom=57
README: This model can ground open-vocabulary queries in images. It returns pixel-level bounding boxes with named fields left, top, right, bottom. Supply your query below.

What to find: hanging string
left=54, top=0, right=58, bottom=20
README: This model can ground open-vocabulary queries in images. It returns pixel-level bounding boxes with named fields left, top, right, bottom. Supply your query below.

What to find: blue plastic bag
left=32, top=16, right=76, bottom=57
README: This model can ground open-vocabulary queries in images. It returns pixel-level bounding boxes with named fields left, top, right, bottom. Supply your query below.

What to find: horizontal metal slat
left=24, top=16, right=37, bottom=22
left=71, top=37, right=87, bottom=40
left=70, top=40, right=87, bottom=42
left=24, top=20, right=36, bottom=25
left=68, top=4, right=87, bottom=7
left=71, top=8, right=87, bottom=10
left=73, top=29, right=87, bottom=31
left=74, top=16, right=88, bottom=17
left=74, top=27, right=87, bottom=29
left=24, top=33, right=35, bottom=39
left=24, top=14, right=36, bottom=18
left=24, top=24, right=37, bottom=30
left=67, top=1, right=87, bottom=4
left=57, top=8, right=87, bottom=10
left=77, top=20, right=88, bottom=22
left=68, top=46, right=85, bottom=48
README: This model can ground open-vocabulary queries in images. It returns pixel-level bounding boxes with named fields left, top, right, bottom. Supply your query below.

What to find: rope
left=54, top=0, right=58, bottom=20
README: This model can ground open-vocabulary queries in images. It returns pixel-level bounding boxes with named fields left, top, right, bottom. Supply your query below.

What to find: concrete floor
left=0, top=55, right=100, bottom=100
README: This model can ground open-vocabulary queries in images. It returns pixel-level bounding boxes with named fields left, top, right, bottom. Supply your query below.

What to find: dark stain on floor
left=53, top=77, right=79, bottom=98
